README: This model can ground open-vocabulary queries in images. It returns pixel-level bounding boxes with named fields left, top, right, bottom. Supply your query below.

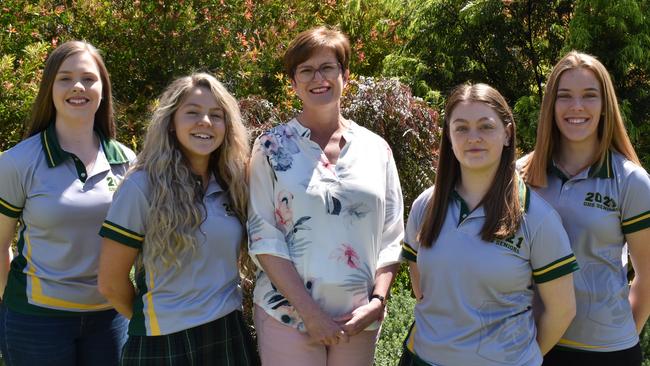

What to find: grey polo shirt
left=0, top=123, right=135, bottom=315
left=401, top=181, right=578, bottom=366
left=99, top=170, right=243, bottom=336
left=527, top=151, right=650, bottom=351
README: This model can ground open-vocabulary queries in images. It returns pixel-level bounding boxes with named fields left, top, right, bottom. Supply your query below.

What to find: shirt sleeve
left=401, top=187, right=432, bottom=263
left=377, top=148, right=405, bottom=268
left=98, top=174, right=147, bottom=249
left=620, top=167, right=650, bottom=234
left=247, top=138, right=292, bottom=268
left=0, top=152, right=25, bottom=219
left=530, top=209, right=579, bottom=284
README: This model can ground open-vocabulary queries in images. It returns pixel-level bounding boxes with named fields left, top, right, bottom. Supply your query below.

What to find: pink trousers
left=254, top=306, right=379, bottom=366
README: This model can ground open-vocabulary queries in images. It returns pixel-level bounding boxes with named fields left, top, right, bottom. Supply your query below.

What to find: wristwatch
left=370, top=294, right=386, bottom=306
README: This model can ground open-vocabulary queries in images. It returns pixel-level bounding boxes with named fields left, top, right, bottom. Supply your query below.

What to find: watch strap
left=370, top=294, right=386, bottom=306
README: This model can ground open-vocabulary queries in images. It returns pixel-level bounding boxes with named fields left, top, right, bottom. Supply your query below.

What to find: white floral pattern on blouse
left=248, top=118, right=404, bottom=332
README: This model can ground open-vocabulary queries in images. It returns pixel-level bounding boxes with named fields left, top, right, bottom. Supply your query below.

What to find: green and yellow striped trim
left=621, top=210, right=650, bottom=234
left=406, top=323, right=416, bottom=353
left=42, top=128, right=59, bottom=167
left=40, top=125, right=69, bottom=167
left=589, top=151, right=613, bottom=179
left=401, top=243, right=418, bottom=262
left=23, top=224, right=110, bottom=310
left=145, top=271, right=161, bottom=335
left=100, top=136, right=130, bottom=164
left=557, top=338, right=605, bottom=350
left=0, top=197, right=22, bottom=218
left=41, top=123, right=130, bottom=167
left=130, top=270, right=148, bottom=335
left=99, top=220, right=144, bottom=249
left=532, top=254, right=579, bottom=283
left=400, top=323, right=430, bottom=365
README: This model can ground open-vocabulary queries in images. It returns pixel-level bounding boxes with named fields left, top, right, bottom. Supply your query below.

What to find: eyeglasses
left=295, top=63, right=341, bottom=83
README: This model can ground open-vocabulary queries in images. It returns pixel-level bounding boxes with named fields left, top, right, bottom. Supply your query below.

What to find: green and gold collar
left=40, top=123, right=129, bottom=167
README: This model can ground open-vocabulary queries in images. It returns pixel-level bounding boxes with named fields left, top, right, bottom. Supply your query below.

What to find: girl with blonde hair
left=98, top=73, right=259, bottom=365
left=520, top=51, right=650, bottom=365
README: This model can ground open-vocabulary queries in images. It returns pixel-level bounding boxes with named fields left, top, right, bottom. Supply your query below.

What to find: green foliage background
left=2, top=0, right=650, bottom=364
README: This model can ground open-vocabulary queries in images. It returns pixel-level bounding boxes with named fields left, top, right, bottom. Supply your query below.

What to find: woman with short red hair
left=247, top=27, right=404, bottom=365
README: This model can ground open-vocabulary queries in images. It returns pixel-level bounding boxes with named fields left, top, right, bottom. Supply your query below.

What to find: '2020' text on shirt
left=527, top=151, right=650, bottom=351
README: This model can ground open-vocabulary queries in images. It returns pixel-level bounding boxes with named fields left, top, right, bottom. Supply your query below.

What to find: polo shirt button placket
left=560, top=182, right=570, bottom=200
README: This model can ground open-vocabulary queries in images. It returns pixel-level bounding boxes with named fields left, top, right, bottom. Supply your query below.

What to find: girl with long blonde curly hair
left=98, top=73, right=259, bottom=365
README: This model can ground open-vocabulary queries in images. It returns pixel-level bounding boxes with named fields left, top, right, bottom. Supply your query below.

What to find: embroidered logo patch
left=494, top=235, right=523, bottom=254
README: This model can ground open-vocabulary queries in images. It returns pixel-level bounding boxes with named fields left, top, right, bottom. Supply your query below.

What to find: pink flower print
left=275, top=190, right=294, bottom=234
left=330, top=243, right=361, bottom=269
left=259, top=125, right=300, bottom=171
left=259, top=134, right=279, bottom=155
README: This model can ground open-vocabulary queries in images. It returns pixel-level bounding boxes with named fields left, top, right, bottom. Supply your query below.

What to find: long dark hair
left=418, top=83, right=522, bottom=247
left=25, top=40, right=115, bottom=139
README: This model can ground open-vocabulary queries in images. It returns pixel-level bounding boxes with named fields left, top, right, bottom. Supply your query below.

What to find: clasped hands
left=302, top=299, right=385, bottom=346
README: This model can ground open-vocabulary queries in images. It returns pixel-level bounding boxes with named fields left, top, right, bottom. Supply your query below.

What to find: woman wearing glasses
left=247, top=26, right=404, bottom=365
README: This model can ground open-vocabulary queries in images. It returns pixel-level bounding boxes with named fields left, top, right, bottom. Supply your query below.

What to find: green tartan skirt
left=120, top=310, right=260, bottom=366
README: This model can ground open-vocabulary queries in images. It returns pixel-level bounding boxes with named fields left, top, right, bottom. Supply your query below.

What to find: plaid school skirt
left=120, top=310, right=260, bottom=366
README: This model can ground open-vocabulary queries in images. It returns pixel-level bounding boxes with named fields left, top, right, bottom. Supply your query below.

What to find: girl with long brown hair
left=400, top=83, right=578, bottom=366
left=0, top=40, right=134, bottom=365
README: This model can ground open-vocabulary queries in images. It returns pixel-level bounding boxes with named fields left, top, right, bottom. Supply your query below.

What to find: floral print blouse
left=248, top=118, right=404, bottom=332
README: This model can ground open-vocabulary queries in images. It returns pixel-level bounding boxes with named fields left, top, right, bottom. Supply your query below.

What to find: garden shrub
left=2, top=1, right=649, bottom=364
left=341, top=76, right=440, bottom=215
